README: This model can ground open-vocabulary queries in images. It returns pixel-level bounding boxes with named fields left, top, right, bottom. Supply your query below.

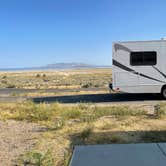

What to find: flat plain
left=0, top=68, right=112, bottom=90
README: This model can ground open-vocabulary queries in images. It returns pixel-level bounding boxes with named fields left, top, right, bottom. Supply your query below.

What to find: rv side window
left=130, top=51, right=157, bottom=66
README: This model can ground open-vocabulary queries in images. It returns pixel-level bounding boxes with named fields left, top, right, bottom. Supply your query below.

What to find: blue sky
left=0, top=0, right=166, bottom=68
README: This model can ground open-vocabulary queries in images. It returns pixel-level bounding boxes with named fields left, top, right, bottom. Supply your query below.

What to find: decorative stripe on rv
left=152, top=66, right=166, bottom=79
left=113, top=59, right=165, bottom=83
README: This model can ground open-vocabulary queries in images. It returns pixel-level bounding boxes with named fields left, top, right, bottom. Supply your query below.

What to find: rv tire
left=161, top=86, right=166, bottom=99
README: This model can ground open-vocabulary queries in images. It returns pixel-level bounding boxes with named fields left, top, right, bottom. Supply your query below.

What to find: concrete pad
left=158, top=143, right=166, bottom=155
left=70, top=144, right=166, bottom=166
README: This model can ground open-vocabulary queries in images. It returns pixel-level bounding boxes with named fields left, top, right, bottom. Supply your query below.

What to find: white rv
left=111, top=39, right=166, bottom=98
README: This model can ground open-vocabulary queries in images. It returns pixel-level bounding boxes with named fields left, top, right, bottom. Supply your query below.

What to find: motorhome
left=110, top=39, right=166, bottom=98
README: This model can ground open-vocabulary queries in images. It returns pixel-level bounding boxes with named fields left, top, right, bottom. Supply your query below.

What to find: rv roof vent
left=161, top=37, right=166, bottom=40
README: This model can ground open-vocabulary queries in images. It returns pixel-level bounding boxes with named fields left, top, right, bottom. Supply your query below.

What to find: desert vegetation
left=0, top=101, right=166, bottom=165
left=0, top=69, right=166, bottom=166
left=0, top=68, right=112, bottom=89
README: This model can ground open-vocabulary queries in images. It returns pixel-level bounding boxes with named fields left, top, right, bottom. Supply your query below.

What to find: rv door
left=113, top=49, right=139, bottom=88
left=114, top=71, right=139, bottom=87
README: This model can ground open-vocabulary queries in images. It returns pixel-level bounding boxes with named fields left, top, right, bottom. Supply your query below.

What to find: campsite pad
left=70, top=143, right=166, bottom=166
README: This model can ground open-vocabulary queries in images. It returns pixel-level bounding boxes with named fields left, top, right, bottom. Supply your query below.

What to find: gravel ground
left=0, top=120, right=45, bottom=166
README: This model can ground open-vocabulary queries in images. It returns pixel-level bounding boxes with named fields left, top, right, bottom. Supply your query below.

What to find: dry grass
left=0, top=68, right=112, bottom=89
left=10, top=89, right=109, bottom=98
left=154, top=103, right=166, bottom=118
left=1, top=68, right=166, bottom=165
left=0, top=102, right=166, bottom=165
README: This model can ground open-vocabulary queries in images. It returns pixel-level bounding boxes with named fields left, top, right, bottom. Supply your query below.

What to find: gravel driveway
left=0, top=120, right=45, bottom=166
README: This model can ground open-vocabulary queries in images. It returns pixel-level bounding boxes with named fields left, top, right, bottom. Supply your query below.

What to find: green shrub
left=36, top=74, right=41, bottom=78
left=92, top=106, right=145, bottom=119
left=18, top=150, right=54, bottom=166
left=46, top=118, right=64, bottom=130
left=82, top=83, right=92, bottom=88
left=6, top=84, right=16, bottom=88
left=94, top=84, right=100, bottom=87
left=2, top=75, right=7, bottom=79
left=11, top=92, right=19, bottom=97
left=61, top=108, right=82, bottom=120
left=2, top=102, right=146, bottom=126
left=95, top=135, right=125, bottom=144
left=154, top=103, right=166, bottom=118
left=14, top=102, right=58, bottom=122
left=80, top=127, right=93, bottom=142
left=78, top=103, right=91, bottom=110
left=43, top=74, right=46, bottom=77
left=1, top=80, right=7, bottom=84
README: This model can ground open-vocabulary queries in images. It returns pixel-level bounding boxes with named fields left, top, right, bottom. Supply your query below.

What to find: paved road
left=0, top=88, right=165, bottom=104
left=0, top=88, right=106, bottom=103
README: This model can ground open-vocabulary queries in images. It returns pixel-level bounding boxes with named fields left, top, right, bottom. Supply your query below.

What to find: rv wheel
left=161, top=86, right=166, bottom=99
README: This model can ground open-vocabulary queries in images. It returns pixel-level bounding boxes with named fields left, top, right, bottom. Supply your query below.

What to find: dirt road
left=0, top=120, right=45, bottom=166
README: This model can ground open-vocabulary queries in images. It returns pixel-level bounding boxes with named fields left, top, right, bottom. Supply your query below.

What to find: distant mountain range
left=0, top=63, right=111, bottom=71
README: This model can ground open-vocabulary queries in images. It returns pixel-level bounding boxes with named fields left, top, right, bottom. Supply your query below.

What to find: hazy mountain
left=0, top=63, right=111, bottom=71
left=42, top=63, right=111, bottom=69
